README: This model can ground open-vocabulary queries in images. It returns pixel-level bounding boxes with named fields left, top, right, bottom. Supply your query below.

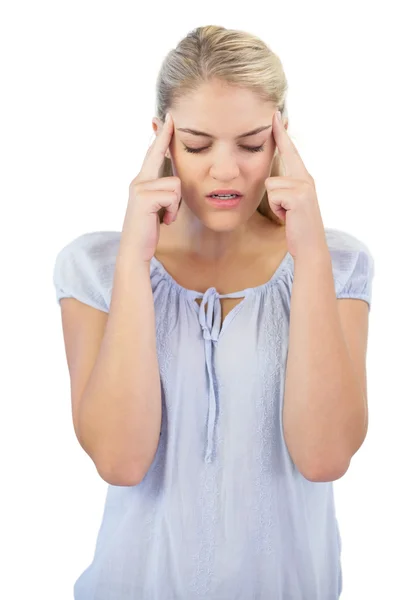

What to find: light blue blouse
left=53, top=227, right=374, bottom=599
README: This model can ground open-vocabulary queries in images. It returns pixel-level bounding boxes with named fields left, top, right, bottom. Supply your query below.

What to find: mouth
left=205, top=193, right=243, bottom=209
left=207, top=189, right=243, bottom=197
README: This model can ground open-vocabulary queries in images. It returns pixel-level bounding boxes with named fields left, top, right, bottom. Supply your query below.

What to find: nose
left=209, top=149, right=240, bottom=181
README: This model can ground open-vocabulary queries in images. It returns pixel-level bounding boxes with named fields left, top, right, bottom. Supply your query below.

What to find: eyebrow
left=176, top=125, right=272, bottom=139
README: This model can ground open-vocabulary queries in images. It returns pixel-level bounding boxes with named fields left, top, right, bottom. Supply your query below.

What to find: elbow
left=91, top=451, right=149, bottom=486
left=302, top=458, right=351, bottom=483
left=77, top=430, right=158, bottom=487
left=77, top=443, right=144, bottom=486
left=96, top=461, right=146, bottom=486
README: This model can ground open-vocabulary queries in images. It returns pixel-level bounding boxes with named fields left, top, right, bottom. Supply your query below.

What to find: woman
left=54, top=25, right=374, bottom=599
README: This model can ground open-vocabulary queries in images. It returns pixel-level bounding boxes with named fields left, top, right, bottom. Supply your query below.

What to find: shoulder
left=55, top=230, right=121, bottom=262
left=53, top=230, right=167, bottom=310
left=324, top=227, right=374, bottom=274
left=325, top=227, right=373, bottom=255
left=53, top=230, right=122, bottom=310
left=324, top=227, right=375, bottom=308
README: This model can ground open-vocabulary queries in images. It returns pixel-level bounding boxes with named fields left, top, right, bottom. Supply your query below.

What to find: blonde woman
left=54, top=25, right=374, bottom=599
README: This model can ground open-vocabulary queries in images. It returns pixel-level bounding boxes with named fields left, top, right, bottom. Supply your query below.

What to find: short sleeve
left=326, top=228, right=375, bottom=312
left=52, top=231, right=120, bottom=313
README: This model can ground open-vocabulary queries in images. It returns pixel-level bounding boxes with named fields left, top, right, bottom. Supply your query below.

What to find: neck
left=162, top=201, right=271, bottom=263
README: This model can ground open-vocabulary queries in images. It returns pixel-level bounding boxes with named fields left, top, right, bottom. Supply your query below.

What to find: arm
left=283, top=250, right=368, bottom=482
left=78, top=242, right=162, bottom=486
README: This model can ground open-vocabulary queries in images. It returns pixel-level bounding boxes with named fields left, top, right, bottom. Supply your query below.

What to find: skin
left=152, top=78, right=289, bottom=268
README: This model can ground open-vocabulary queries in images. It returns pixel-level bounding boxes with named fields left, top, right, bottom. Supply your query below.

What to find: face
left=153, top=79, right=286, bottom=232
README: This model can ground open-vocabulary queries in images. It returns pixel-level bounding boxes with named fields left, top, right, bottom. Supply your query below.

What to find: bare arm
left=77, top=248, right=161, bottom=486
left=283, top=250, right=368, bottom=482
left=74, top=113, right=179, bottom=486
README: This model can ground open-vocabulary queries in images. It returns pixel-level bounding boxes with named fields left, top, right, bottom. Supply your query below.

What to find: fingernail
left=165, top=112, right=171, bottom=124
left=276, top=111, right=281, bottom=122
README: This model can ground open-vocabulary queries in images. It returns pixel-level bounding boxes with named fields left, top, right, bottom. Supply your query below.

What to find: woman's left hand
left=265, top=111, right=328, bottom=260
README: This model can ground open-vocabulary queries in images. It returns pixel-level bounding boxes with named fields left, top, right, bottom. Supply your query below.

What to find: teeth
left=211, top=194, right=238, bottom=198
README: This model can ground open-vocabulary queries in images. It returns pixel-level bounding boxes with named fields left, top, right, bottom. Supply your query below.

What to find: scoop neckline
left=151, top=250, right=292, bottom=297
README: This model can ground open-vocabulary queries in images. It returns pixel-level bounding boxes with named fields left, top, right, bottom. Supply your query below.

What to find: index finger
left=273, top=111, right=309, bottom=179
left=138, top=113, right=174, bottom=182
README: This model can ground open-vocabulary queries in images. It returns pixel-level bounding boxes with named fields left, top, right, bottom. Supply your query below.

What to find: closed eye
left=183, top=144, right=265, bottom=154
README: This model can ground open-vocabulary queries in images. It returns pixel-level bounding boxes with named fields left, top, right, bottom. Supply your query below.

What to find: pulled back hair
left=155, top=25, right=289, bottom=226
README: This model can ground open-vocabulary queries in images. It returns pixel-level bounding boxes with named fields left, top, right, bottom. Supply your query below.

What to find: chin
left=198, top=210, right=250, bottom=232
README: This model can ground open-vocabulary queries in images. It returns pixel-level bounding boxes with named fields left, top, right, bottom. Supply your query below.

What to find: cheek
left=170, top=152, right=203, bottom=181
left=169, top=144, right=188, bottom=168
left=256, top=143, right=276, bottom=172
left=246, top=156, right=271, bottom=182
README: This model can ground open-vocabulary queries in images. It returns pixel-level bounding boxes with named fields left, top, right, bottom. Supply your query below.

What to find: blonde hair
left=155, top=25, right=289, bottom=226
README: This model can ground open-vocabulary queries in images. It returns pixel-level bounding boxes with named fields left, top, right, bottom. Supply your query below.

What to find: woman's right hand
left=122, top=113, right=181, bottom=263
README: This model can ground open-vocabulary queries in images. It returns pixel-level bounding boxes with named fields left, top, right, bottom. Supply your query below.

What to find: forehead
left=173, top=80, right=275, bottom=135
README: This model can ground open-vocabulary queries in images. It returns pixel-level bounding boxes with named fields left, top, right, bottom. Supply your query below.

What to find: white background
left=1, top=1, right=398, bottom=598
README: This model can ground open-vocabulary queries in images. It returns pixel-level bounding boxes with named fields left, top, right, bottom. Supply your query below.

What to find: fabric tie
left=196, top=287, right=246, bottom=463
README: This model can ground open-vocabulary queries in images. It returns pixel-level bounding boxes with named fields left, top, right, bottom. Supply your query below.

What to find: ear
left=152, top=117, right=163, bottom=136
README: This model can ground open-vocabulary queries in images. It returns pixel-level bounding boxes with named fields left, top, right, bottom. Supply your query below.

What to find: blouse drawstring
left=197, top=287, right=246, bottom=463
left=198, top=288, right=220, bottom=463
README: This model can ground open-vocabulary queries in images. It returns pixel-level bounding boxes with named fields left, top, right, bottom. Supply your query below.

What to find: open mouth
left=206, top=194, right=243, bottom=208
left=208, top=193, right=241, bottom=199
